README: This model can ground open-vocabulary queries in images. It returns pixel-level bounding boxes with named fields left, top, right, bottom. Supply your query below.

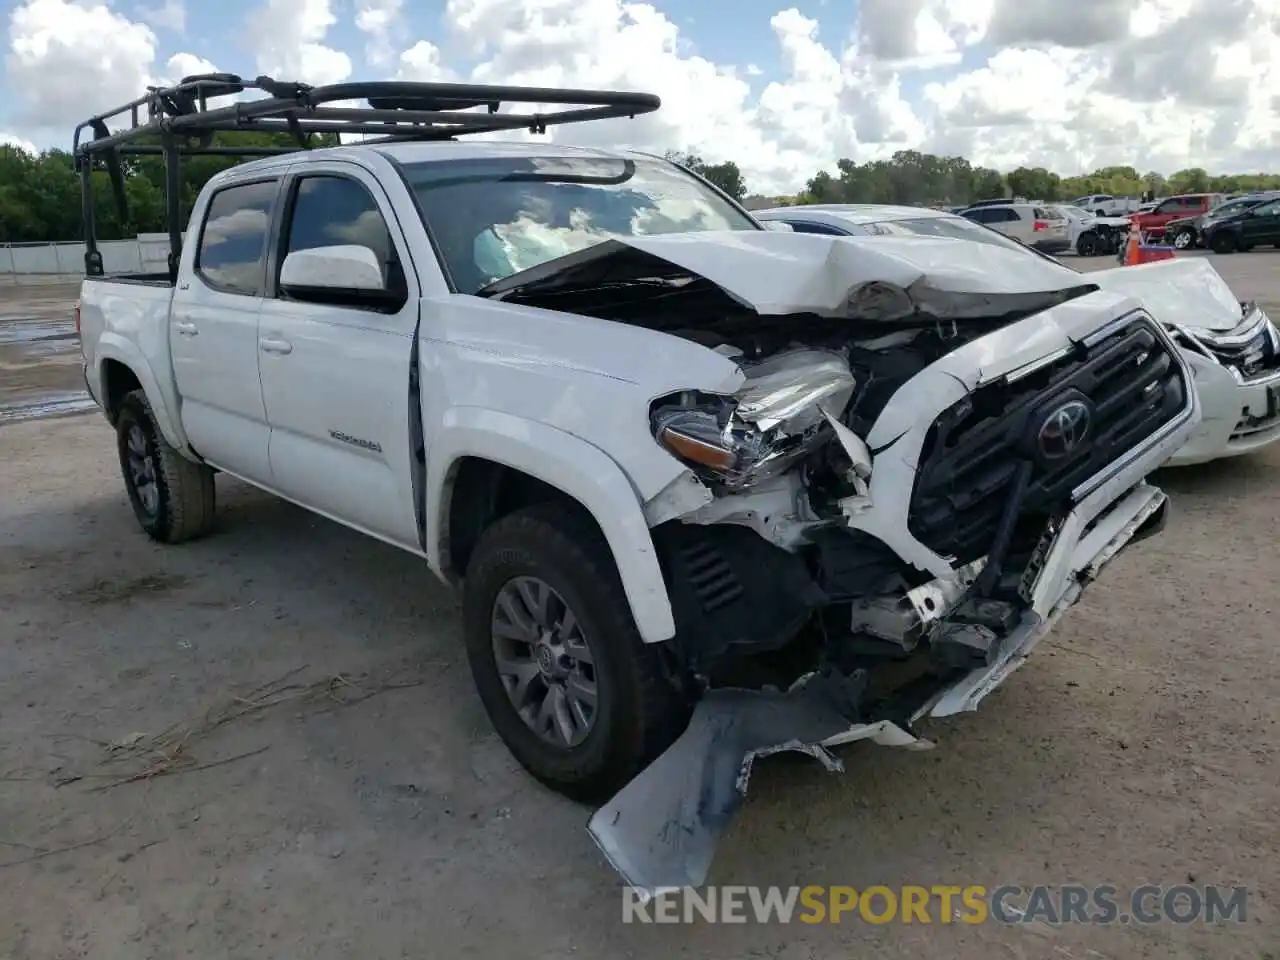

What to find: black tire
left=1209, top=231, right=1238, bottom=254
left=1076, top=232, right=1098, bottom=257
left=462, top=503, right=692, bottom=803
left=1171, top=228, right=1195, bottom=250
left=116, top=389, right=216, bottom=543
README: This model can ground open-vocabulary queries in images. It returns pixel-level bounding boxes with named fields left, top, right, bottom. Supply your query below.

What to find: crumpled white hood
left=618, top=230, right=1087, bottom=317
left=1085, top=257, right=1245, bottom=331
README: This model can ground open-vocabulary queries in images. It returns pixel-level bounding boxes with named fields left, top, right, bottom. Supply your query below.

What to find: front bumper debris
left=587, top=675, right=932, bottom=896
left=589, top=481, right=1171, bottom=897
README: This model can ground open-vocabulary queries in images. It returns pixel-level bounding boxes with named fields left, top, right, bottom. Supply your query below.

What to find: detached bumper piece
left=587, top=672, right=931, bottom=897
left=589, top=481, right=1170, bottom=897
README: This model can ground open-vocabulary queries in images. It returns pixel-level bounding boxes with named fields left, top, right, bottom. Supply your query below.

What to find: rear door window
left=196, top=180, right=279, bottom=296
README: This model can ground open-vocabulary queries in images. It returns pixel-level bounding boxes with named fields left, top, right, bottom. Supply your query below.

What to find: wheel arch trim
left=425, top=408, right=677, bottom=645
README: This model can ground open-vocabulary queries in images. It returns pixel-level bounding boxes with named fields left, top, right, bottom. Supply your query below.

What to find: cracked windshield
left=401, top=155, right=758, bottom=293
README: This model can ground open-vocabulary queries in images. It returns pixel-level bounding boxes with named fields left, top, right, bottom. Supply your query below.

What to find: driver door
left=256, top=163, right=422, bottom=548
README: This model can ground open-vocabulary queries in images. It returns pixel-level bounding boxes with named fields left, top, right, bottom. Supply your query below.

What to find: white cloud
left=6, top=0, right=159, bottom=128
left=137, top=0, right=186, bottom=34
left=919, top=0, right=1280, bottom=173
left=396, top=40, right=456, bottom=81
left=3, top=0, right=1280, bottom=193
left=247, top=0, right=352, bottom=86
left=1, top=131, right=38, bottom=154
left=853, top=0, right=992, bottom=67
left=165, top=52, right=220, bottom=83
left=356, top=0, right=404, bottom=68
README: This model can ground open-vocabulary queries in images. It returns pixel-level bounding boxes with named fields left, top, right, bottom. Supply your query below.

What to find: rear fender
left=425, top=407, right=677, bottom=644
left=95, top=333, right=192, bottom=454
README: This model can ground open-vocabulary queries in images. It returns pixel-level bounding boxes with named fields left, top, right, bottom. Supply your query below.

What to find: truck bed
left=85, top=273, right=173, bottom=287
left=79, top=274, right=179, bottom=425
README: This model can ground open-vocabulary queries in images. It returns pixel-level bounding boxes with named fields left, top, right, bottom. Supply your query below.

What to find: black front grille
left=908, top=315, right=1186, bottom=566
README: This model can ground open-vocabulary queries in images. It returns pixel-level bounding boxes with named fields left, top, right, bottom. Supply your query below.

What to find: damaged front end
left=481, top=231, right=1196, bottom=896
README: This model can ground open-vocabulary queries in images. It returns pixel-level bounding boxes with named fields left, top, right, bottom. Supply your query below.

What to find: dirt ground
left=1, top=258, right=1277, bottom=959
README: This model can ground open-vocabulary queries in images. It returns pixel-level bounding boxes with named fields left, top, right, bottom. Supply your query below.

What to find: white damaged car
left=74, top=76, right=1202, bottom=898
left=757, top=204, right=1280, bottom=468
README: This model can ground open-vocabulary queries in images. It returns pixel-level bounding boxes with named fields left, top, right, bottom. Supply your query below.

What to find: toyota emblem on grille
left=1036, top=400, right=1092, bottom=460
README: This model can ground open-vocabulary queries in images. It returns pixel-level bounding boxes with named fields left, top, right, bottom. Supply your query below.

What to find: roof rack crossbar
left=73, top=75, right=660, bottom=158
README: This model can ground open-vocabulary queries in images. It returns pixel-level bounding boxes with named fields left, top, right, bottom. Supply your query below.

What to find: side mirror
left=760, top=220, right=794, bottom=233
left=279, top=244, right=403, bottom=308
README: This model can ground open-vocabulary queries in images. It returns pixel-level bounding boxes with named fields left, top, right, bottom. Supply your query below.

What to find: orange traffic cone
left=1123, top=225, right=1141, bottom=266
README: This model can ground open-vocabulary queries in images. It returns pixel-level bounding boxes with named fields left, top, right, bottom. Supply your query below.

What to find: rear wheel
left=1076, top=232, right=1098, bottom=257
left=462, top=503, right=692, bottom=803
left=115, top=389, right=216, bottom=543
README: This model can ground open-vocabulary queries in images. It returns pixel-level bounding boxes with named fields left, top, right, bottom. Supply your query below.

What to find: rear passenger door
left=983, top=206, right=1022, bottom=240
left=257, top=163, right=422, bottom=548
left=170, top=177, right=280, bottom=482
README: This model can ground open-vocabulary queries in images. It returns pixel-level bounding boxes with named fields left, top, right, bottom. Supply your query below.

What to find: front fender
left=425, top=408, right=677, bottom=645
left=95, top=333, right=192, bottom=454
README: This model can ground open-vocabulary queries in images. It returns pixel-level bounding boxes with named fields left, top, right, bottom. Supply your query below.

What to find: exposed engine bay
left=483, top=239, right=1109, bottom=693
left=480, top=233, right=1188, bottom=895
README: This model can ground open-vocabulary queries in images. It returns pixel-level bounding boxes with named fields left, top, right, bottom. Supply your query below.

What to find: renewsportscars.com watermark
left=622, top=884, right=1250, bottom=925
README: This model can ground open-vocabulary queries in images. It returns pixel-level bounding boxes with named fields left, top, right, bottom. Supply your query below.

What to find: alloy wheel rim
left=125, top=423, right=159, bottom=517
left=490, top=576, right=598, bottom=748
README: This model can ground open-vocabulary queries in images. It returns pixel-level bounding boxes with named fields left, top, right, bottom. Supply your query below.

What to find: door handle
left=175, top=320, right=198, bottom=336
left=259, top=336, right=293, bottom=355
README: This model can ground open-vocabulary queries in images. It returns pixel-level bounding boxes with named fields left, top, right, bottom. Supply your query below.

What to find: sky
left=2, top=0, right=1279, bottom=195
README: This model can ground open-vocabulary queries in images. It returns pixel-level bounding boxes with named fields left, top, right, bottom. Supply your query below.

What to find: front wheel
left=462, top=503, right=692, bottom=803
left=1209, top=231, right=1239, bottom=254
left=1076, top=232, right=1098, bottom=257
left=115, top=389, right=216, bottom=543
left=1171, top=228, right=1195, bottom=249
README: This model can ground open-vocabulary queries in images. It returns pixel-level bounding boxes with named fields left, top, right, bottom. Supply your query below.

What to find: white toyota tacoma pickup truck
left=74, top=76, right=1200, bottom=893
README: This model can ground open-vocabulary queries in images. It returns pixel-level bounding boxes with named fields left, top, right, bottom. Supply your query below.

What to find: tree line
left=3, top=137, right=1280, bottom=244
left=793, top=152, right=1280, bottom=209
left=667, top=150, right=1280, bottom=212
left=0, top=132, right=340, bottom=244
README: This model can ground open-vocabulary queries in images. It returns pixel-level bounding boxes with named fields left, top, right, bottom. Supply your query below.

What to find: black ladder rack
left=72, top=74, right=661, bottom=279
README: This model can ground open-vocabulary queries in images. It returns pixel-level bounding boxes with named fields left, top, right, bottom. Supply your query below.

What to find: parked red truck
left=1128, top=193, right=1226, bottom=240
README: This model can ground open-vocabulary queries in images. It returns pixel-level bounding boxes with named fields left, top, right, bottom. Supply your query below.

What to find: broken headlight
left=651, top=349, right=857, bottom=491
